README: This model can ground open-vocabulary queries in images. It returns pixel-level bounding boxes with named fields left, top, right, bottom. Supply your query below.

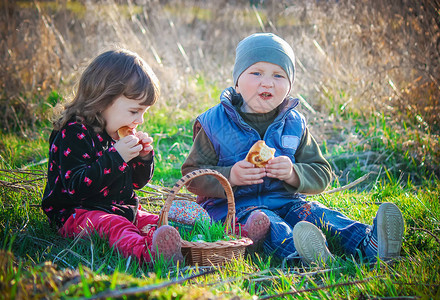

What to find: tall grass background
left=0, top=0, right=439, bottom=299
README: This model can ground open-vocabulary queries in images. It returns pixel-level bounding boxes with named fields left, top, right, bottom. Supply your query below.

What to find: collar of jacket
left=219, top=87, right=300, bottom=125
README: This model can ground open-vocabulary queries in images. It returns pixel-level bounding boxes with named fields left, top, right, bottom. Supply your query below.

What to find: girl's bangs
left=123, top=73, right=150, bottom=104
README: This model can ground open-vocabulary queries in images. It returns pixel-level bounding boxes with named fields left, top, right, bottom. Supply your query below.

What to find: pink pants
left=59, top=206, right=159, bottom=263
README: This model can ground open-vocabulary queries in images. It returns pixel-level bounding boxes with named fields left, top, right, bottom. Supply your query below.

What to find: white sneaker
left=376, top=202, right=405, bottom=259
left=292, top=221, right=334, bottom=265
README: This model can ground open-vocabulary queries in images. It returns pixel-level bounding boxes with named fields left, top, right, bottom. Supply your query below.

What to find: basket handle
left=157, top=169, right=236, bottom=235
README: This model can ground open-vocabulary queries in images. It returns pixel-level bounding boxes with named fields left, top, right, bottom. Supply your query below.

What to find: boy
left=182, top=33, right=404, bottom=265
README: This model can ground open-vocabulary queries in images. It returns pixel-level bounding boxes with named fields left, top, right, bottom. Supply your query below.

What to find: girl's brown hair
left=53, top=48, right=160, bottom=132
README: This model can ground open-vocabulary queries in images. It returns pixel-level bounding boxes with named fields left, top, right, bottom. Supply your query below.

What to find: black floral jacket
left=41, top=120, right=154, bottom=229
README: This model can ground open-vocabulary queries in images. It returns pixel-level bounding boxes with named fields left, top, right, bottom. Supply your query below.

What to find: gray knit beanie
left=233, top=33, right=295, bottom=87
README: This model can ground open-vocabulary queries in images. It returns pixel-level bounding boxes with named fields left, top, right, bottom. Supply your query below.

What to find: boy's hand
left=135, top=131, right=154, bottom=158
left=114, top=135, right=143, bottom=162
left=229, top=160, right=266, bottom=187
left=265, top=156, right=299, bottom=187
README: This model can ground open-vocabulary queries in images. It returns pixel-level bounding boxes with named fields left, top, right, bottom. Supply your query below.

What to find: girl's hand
left=229, top=160, right=266, bottom=187
left=114, top=135, right=142, bottom=162
left=136, top=131, right=154, bottom=158
left=265, top=155, right=299, bottom=187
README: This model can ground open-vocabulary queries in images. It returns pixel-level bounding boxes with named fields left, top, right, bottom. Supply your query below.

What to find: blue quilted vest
left=197, top=87, right=307, bottom=221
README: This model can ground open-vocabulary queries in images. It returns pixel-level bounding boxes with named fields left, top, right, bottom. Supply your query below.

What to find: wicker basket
left=158, top=169, right=253, bottom=266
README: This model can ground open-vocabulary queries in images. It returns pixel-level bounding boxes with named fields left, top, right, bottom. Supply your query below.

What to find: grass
left=1, top=111, right=439, bottom=298
left=1, top=0, right=439, bottom=298
left=177, top=219, right=237, bottom=243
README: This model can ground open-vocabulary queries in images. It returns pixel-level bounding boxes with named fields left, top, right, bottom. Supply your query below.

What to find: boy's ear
left=235, top=84, right=241, bottom=94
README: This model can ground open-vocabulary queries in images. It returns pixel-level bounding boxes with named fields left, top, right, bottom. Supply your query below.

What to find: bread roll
left=245, top=140, right=275, bottom=167
left=117, top=126, right=136, bottom=138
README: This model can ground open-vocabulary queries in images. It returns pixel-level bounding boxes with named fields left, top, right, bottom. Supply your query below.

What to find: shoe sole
left=152, top=225, right=183, bottom=263
left=292, top=221, right=334, bottom=265
left=244, top=211, right=270, bottom=243
left=376, top=203, right=404, bottom=259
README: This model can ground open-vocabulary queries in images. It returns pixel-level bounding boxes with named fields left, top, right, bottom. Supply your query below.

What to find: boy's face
left=236, top=61, right=290, bottom=114
left=101, top=95, right=150, bottom=140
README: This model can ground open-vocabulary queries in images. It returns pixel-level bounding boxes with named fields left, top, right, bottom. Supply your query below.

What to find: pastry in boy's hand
left=245, top=140, right=275, bottom=167
left=117, top=126, right=136, bottom=139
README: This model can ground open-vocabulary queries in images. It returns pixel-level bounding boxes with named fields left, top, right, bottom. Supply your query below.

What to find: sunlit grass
left=1, top=147, right=439, bottom=298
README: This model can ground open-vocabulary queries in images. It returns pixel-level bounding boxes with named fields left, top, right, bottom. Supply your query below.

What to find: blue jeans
left=236, top=200, right=371, bottom=259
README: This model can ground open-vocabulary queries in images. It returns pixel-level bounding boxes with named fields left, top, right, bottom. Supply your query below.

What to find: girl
left=42, top=48, right=183, bottom=264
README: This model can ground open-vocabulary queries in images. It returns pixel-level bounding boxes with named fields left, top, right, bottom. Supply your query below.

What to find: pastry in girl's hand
left=117, top=126, right=136, bottom=139
left=245, top=140, right=275, bottom=167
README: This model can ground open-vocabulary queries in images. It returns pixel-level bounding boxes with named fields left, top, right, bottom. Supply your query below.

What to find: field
left=1, top=0, right=439, bottom=299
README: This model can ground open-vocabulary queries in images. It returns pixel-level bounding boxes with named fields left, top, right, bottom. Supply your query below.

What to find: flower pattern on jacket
left=41, top=120, right=154, bottom=228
